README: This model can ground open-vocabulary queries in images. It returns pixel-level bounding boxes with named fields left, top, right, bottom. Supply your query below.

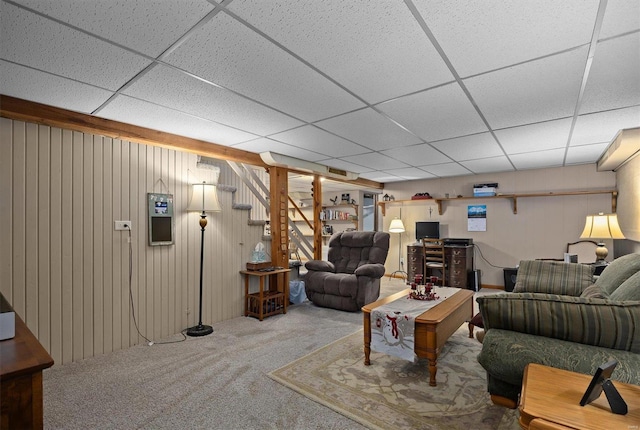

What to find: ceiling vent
left=597, top=127, right=640, bottom=171
left=260, top=152, right=359, bottom=180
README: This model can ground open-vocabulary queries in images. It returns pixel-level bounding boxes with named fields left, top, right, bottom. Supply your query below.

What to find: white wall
left=615, top=153, right=640, bottom=242
left=0, top=118, right=265, bottom=364
left=381, top=164, right=617, bottom=287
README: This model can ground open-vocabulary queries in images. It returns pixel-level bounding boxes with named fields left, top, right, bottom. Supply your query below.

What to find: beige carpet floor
left=269, top=324, right=520, bottom=430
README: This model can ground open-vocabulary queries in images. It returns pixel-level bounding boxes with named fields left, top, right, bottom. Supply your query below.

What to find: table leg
left=363, top=312, right=372, bottom=365
left=244, top=274, right=249, bottom=317
left=428, top=354, right=438, bottom=386
left=258, top=277, right=265, bottom=321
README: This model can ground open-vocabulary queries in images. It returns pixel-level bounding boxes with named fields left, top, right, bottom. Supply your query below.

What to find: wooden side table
left=519, top=363, right=640, bottom=429
left=1, top=312, right=54, bottom=429
left=240, top=268, right=290, bottom=321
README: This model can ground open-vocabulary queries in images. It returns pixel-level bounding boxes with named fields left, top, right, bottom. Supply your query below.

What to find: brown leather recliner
left=304, top=231, right=390, bottom=311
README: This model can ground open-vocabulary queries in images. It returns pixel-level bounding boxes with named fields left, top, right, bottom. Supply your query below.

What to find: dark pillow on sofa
left=513, top=260, right=594, bottom=296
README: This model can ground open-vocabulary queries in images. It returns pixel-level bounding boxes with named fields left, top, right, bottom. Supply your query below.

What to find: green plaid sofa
left=476, top=254, right=640, bottom=407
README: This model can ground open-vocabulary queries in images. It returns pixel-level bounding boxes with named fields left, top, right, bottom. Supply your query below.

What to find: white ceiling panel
left=461, top=156, right=515, bottom=174
left=380, top=143, right=451, bottom=166
left=315, top=108, right=422, bottom=151
left=414, top=0, right=599, bottom=77
left=99, top=95, right=258, bottom=146
left=319, top=158, right=374, bottom=174
left=495, top=118, right=573, bottom=155
left=340, top=152, right=409, bottom=171
left=421, top=162, right=473, bottom=178
left=0, top=61, right=112, bottom=113
left=464, top=47, right=588, bottom=129
left=2, top=1, right=639, bottom=185
left=430, top=133, right=504, bottom=161
left=580, top=34, right=640, bottom=115
left=565, top=143, right=609, bottom=165
left=10, top=0, right=215, bottom=57
left=163, top=12, right=364, bottom=123
left=382, top=168, right=436, bottom=181
left=123, top=64, right=303, bottom=136
left=571, top=106, right=640, bottom=145
left=1, top=2, right=151, bottom=91
left=359, top=171, right=404, bottom=183
left=599, top=0, right=640, bottom=39
left=227, top=0, right=453, bottom=104
left=377, top=83, right=487, bottom=142
left=510, top=149, right=566, bottom=170
left=269, top=125, right=367, bottom=158
left=232, top=138, right=327, bottom=162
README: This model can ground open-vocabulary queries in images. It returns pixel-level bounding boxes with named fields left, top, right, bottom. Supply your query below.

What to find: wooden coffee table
left=520, top=363, right=640, bottom=429
left=362, top=287, right=474, bottom=386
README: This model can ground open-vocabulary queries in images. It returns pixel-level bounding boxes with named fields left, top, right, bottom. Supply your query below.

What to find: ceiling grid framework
left=0, top=0, right=638, bottom=186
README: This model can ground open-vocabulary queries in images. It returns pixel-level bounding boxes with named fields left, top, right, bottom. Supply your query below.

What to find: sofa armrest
left=477, top=293, right=640, bottom=353
left=305, top=260, right=335, bottom=272
left=354, top=263, right=385, bottom=279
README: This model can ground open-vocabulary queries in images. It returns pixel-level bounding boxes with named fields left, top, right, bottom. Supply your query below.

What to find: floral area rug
left=269, top=324, right=520, bottom=430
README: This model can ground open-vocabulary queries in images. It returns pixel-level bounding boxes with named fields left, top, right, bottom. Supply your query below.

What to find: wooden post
left=269, top=166, right=289, bottom=268
left=313, top=175, right=323, bottom=260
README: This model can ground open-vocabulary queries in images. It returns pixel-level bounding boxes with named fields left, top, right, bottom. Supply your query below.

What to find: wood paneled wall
left=0, top=118, right=265, bottom=365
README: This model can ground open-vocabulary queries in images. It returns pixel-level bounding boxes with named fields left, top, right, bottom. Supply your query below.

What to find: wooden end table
left=519, top=363, right=640, bottom=429
left=240, top=268, right=290, bottom=321
left=362, top=287, right=474, bottom=386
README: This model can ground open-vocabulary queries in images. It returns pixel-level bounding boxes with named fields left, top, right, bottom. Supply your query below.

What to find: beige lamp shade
left=389, top=218, right=405, bottom=233
left=580, top=213, right=625, bottom=239
left=187, top=182, right=221, bottom=212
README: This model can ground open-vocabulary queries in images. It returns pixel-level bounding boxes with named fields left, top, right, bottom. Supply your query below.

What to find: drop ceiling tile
left=163, top=12, right=364, bottom=122
left=464, top=47, right=588, bottom=129
left=269, top=125, right=367, bottom=158
left=98, top=95, right=258, bottom=145
left=1, top=2, right=151, bottom=91
left=123, top=64, right=302, bottom=136
left=421, top=163, right=473, bottom=177
left=413, top=0, right=599, bottom=77
left=359, top=171, right=404, bottom=183
left=227, top=0, right=453, bottom=104
left=10, top=0, right=215, bottom=57
left=460, top=157, right=514, bottom=174
left=510, top=149, right=566, bottom=170
left=495, top=118, right=573, bottom=155
left=382, top=168, right=436, bottom=181
left=599, top=0, right=640, bottom=39
left=319, top=158, right=374, bottom=174
left=340, top=152, right=409, bottom=171
left=315, top=108, right=422, bottom=151
left=580, top=34, right=640, bottom=115
left=430, top=133, right=504, bottom=161
left=380, top=143, right=451, bottom=166
left=565, top=143, right=609, bottom=165
left=377, top=83, right=487, bottom=142
left=232, top=138, right=326, bottom=162
left=571, top=106, right=640, bottom=145
left=0, top=61, right=113, bottom=113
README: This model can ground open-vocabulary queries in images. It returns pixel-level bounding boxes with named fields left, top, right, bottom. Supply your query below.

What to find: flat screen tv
left=416, top=221, right=440, bottom=240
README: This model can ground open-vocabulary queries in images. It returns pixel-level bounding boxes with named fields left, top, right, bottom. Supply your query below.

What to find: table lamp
left=579, top=212, right=625, bottom=263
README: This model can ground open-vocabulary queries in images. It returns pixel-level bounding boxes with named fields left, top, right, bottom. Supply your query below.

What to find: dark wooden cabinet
left=407, top=244, right=474, bottom=289
left=446, top=246, right=473, bottom=289
left=407, top=245, right=424, bottom=281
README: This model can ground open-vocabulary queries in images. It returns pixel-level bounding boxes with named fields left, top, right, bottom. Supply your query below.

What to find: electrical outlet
left=114, top=220, right=132, bottom=231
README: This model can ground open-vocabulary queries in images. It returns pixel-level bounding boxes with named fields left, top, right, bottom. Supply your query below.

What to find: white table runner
left=371, top=287, right=460, bottom=362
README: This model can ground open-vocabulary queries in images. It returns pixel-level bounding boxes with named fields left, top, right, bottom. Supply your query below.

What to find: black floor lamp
left=186, top=181, right=221, bottom=337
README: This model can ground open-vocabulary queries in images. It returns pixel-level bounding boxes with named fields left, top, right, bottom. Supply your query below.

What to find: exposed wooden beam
left=0, top=95, right=264, bottom=166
